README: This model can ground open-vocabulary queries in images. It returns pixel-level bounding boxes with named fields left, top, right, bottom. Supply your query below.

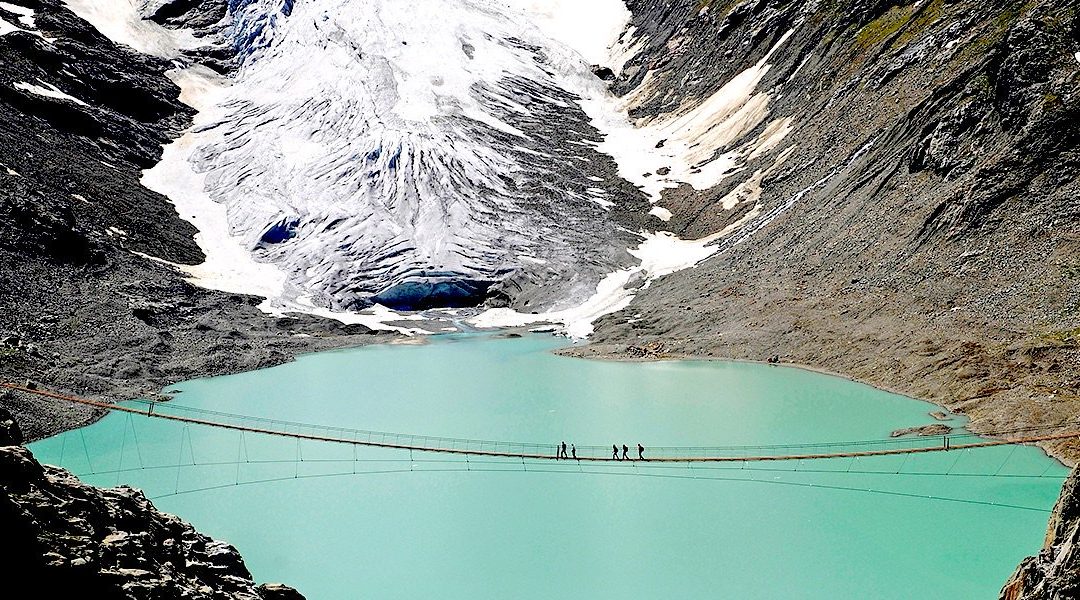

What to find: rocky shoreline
left=0, top=408, right=305, bottom=598
left=564, top=341, right=1076, bottom=463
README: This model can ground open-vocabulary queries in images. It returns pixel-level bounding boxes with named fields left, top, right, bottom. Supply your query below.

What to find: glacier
left=61, top=0, right=798, bottom=336
left=156, top=0, right=648, bottom=314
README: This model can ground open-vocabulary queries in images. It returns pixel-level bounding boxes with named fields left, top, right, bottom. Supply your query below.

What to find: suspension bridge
left=6, top=382, right=1080, bottom=462
left=5, top=382, right=1073, bottom=510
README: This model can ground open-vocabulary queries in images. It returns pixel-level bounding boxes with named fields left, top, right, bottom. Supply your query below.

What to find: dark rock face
left=0, top=405, right=23, bottom=446
left=0, top=445, right=304, bottom=599
left=0, top=0, right=200, bottom=265
left=1001, top=466, right=1080, bottom=600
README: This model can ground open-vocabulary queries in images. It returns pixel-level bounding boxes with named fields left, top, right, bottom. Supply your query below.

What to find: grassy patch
left=1042, top=327, right=1080, bottom=347
left=855, top=3, right=917, bottom=51
left=890, top=0, right=945, bottom=50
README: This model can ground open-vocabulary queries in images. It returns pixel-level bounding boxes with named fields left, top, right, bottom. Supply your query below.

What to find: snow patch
left=608, top=25, right=648, bottom=76
left=470, top=230, right=723, bottom=338
left=286, top=297, right=428, bottom=334
left=1074, top=51, right=1080, bottom=65
left=0, top=2, right=34, bottom=27
left=648, top=206, right=672, bottom=221
left=14, top=81, right=88, bottom=106
left=581, top=29, right=796, bottom=204
left=141, top=67, right=289, bottom=305
left=62, top=0, right=202, bottom=57
left=0, top=12, right=48, bottom=39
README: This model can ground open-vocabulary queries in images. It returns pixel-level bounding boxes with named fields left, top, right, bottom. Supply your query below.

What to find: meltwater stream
left=30, top=334, right=1067, bottom=599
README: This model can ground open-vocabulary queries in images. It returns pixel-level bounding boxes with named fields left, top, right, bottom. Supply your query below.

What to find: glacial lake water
left=30, top=334, right=1067, bottom=599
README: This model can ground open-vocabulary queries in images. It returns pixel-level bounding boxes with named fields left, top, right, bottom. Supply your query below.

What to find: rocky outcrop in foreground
left=1002, top=466, right=1080, bottom=599
left=0, top=409, right=302, bottom=599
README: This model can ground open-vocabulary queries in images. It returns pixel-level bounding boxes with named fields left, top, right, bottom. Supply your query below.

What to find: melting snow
left=581, top=29, right=796, bottom=204
left=504, top=0, right=630, bottom=66
left=471, top=230, right=724, bottom=337
left=0, top=13, right=46, bottom=39
left=140, top=66, right=290, bottom=307
left=14, top=81, right=88, bottom=106
left=1074, top=51, right=1080, bottom=65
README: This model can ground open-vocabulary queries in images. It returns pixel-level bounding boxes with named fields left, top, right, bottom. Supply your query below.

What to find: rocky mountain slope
left=581, top=0, right=1080, bottom=461
left=0, top=408, right=303, bottom=599
left=0, top=0, right=393, bottom=440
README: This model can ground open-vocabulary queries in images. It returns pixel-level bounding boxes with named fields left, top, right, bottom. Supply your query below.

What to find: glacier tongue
left=171, top=0, right=645, bottom=313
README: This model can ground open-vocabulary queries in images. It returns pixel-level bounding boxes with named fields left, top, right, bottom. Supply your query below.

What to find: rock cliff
left=1002, top=466, right=1080, bottom=600
left=0, top=409, right=303, bottom=599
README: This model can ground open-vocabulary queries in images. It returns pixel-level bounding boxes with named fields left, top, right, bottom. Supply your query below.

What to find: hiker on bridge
left=571, top=444, right=577, bottom=460
left=638, top=443, right=645, bottom=460
left=622, top=444, right=629, bottom=460
left=613, top=444, right=619, bottom=460
left=559, top=441, right=568, bottom=459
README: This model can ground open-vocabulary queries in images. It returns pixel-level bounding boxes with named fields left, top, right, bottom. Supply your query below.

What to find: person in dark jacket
left=638, top=443, right=645, bottom=460
left=612, top=444, right=619, bottom=460
left=621, top=444, right=629, bottom=460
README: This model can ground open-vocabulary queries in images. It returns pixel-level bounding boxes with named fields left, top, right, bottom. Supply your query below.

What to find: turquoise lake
left=30, top=334, right=1068, bottom=599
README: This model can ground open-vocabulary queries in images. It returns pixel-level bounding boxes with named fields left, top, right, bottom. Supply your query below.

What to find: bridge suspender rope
left=5, top=382, right=1079, bottom=463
